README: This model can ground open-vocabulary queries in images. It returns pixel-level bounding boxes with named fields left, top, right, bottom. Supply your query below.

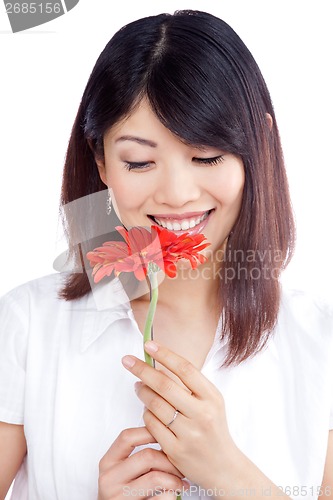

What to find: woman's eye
left=124, top=161, right=152, bottom=171
left=194, top=155, right=225, bottom=166
left=123, top=155, right=224, bottom=170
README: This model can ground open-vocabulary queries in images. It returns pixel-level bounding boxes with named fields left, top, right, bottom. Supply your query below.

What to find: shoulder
left=0, top=273, right=75, bottom=323
left=1, top=273, right=67, bottom=304
left=279, top=286, right=333, bottom=334
left=2, top=273, right=67, bottom=296
left=0, top=273, right=132, bottom=329
left=274, top=285, right=333, bottom=366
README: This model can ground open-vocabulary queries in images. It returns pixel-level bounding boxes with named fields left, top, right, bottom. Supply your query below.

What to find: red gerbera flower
left=86, top=225, right=210, bottom=283
left=86, top=225, right=211, bottom=380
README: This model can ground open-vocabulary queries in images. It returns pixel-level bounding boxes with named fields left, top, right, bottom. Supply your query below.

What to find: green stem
left=143, top=271, right=158, bottom=367
left=143, top=270, right=182, bottom=500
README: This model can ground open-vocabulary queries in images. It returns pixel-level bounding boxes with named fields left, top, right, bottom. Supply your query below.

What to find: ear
left=265, top=113, right=273, bottom=131
left=95, top=157, right=108, bottom=186
left=87, top=139, right=108, bottom=186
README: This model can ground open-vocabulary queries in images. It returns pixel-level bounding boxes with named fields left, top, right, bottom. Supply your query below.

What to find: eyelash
left=124, top=161, right=152, bottom=171
left=196, top=155, right=225, bottom=166
left=124, top=155, right=225, bottom=171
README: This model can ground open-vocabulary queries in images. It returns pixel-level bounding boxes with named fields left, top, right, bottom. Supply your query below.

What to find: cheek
left=108, top=175, right=149, bottom=215
left=215, top=170, right=245, bottom=208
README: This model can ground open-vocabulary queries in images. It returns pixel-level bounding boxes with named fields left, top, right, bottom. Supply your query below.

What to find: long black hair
left=60, top=10, right=295, bottom=366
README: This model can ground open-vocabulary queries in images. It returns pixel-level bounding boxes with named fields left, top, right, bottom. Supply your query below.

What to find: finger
left=127, top=448, right=184, bottom=482
left=99, top=427, right=157, bottom=470
left=122, top=345, right=217, bottom=410
left=135, top=382, right=188, bottom=431
left=128, top=470, right=187, bottom=498
left=143, top=408, right=179, bottom=452
left=148, top=491, right=185, bottom=500
left=102, top=447, right=183, bottom=485
left=144, top=341, right=218, bottom=398
left=122, top=356, right=193, bottom=416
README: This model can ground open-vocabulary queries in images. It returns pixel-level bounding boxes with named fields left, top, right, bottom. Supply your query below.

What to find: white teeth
left=152, top=211, right=210, bottom=231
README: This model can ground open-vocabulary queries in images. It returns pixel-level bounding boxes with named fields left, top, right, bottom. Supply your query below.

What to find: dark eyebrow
left=115, top=135, right=157, bottom=147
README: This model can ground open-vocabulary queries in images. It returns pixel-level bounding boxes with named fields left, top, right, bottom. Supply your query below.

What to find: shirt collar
left=79, top=278, right=133, bottom=352
left=77, top=278, right=279, bottom=363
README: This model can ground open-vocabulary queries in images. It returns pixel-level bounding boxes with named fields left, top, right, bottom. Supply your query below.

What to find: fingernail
left=144, top=341, right=158, bottom=353
left=122, top=356, right=135, bottom=368
left=182, top=479, right=191, bottom=489
left=134, top=381, right=141, bottom=392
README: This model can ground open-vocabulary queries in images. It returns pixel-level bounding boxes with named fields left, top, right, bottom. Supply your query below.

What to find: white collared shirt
left=0, top=273, right=332, bottom=499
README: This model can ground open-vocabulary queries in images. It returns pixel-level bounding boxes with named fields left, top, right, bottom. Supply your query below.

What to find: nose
left=153, top=163, right=201, bottom=208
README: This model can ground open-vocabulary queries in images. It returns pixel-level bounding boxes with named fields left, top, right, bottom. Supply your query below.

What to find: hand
left=122, top=342, right=240, bottom=490
left=98, top=426, right=189, bottom=500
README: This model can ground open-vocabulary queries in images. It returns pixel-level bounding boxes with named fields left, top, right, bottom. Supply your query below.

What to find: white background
left=0, top=1, right=332, bottom=302
left=0, top=1, right=332, bottom=497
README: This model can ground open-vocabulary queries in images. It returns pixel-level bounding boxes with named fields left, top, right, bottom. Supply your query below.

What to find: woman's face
left=96, top=99, right=245, bottom=259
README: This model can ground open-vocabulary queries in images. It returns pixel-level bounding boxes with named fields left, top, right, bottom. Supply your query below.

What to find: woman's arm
left=0, top=422, right=27, bottom=499
left=321, top=430, right=333, bottom=497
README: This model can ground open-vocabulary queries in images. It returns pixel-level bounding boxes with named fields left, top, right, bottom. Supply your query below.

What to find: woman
left=0, top=9, right=332, bottom=499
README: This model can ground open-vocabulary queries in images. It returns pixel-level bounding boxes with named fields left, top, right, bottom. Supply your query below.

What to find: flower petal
left=86, top=224, right=211, bottom=283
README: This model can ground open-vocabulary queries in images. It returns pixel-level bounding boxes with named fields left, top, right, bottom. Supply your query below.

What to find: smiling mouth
left=148, top=209, right=214, bottom=231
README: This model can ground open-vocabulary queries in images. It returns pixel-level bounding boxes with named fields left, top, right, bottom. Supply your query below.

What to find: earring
left=106, top=189, right=112, bottom=215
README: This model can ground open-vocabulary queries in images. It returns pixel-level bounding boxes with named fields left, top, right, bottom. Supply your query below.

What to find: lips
left=148, top=209, right=214, bottom=233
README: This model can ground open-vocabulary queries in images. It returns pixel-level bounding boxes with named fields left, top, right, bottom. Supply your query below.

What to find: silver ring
left=165, top=409, right=179, bottom=427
